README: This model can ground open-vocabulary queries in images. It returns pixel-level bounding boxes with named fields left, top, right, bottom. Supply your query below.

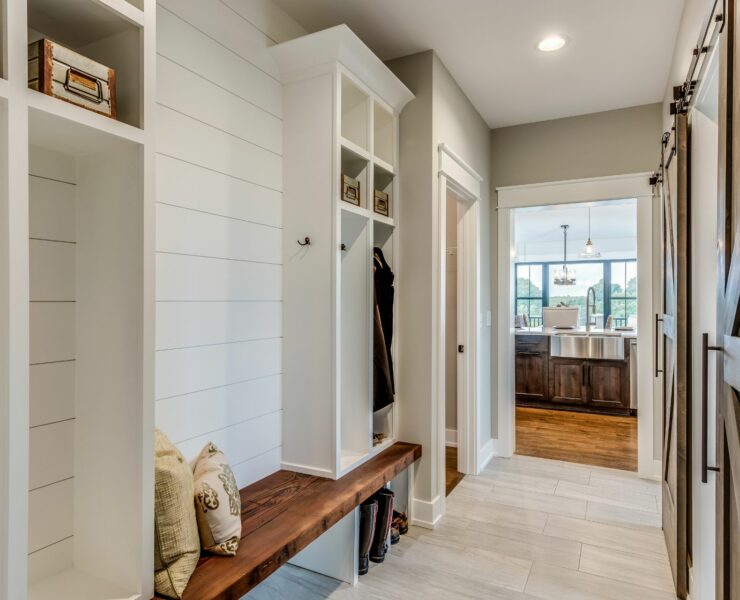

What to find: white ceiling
left=274, top=0, right=685, bottom=128
left=514, top=199, right=637, bottom=261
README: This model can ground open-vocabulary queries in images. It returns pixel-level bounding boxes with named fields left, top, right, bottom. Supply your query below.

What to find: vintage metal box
left=28, top=39, right=117, bottom=119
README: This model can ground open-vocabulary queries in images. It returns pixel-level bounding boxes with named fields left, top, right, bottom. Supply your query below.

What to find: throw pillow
left=192, top=442, right=242, bottom=556
left=154, top=429, right=201, bottom=599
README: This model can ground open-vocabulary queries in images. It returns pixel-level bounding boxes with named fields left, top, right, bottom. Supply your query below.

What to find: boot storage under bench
left=153, top=442, right=421, bottom=600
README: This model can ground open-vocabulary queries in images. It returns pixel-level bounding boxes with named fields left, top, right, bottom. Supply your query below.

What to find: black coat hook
left=340, top=243, right=347, bottom=251
left=297, top=237, right=311, bottom=246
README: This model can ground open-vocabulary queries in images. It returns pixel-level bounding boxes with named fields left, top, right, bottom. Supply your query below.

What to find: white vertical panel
left=28, top=420, right=74, bottom=491
left=27, top=479, right=73, bottom=554
left=29, top=303, right=75, bottom=365
left=29, top=241, right=75, bottom=302
left=30, top=362, right=75, bottom=428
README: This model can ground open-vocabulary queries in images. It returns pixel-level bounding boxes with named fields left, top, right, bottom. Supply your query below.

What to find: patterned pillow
left=154, top=429, right=201, bottom=599
left=192, top=443, right=242, bottom=556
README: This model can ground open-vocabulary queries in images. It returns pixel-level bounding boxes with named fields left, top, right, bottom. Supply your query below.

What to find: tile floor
left=247, top=454, right=675, bottom=599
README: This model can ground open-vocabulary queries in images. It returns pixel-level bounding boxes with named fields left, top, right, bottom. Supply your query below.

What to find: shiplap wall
left=154, top=0, right=304, bottom=485
left=27, top=146, right=77, bottom=583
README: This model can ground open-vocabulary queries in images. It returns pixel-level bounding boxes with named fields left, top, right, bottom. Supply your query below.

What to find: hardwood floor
left=516, top=407, right=638, bottom=472
left=446, top=445, right=464, bottom=496
left=247, top=454, right=670, bottom=599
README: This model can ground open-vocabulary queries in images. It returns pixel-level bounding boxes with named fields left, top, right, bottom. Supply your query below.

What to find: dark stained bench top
left=155, top=441, right=422, bottom=600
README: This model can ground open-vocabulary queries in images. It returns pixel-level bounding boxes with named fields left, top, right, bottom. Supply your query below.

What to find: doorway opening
left=496, top=173, right=659, bottom=481
left=435, top=142, right=483, bottom=509
left=511, top=199, right=639, bottom=471
left=445, top=191, right=465, bottom=495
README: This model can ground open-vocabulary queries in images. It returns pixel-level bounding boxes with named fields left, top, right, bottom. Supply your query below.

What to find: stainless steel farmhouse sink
left=550, top=335, right=625, bottom=360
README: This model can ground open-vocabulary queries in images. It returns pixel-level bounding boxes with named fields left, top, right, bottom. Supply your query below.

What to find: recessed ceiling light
left=538, top=35, right=567, bottom=52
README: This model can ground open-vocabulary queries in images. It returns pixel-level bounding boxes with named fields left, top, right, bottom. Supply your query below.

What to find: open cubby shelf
left=272, top=26, right=412, bottom=481
left=28, top=0, right=144, bottom=128
left=0, top=0, right=155, bottom=598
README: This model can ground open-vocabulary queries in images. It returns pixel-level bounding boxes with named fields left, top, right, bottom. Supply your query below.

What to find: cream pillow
left=154, top=429, right=201, bottom=599
left=192, top=443, right=242, bottom=556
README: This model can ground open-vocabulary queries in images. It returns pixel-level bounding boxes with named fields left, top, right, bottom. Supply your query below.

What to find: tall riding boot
left=369, top=488, right=394, bottom=563
left=358, top=498, right=377, bottom=575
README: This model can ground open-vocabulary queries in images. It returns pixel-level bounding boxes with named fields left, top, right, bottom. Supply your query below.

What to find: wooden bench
left=155, top=441, right=421, bottom=600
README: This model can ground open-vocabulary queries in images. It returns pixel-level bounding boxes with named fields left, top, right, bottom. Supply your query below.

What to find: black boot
left=358, top=498, right=377, bottom=575
left=369, top=488, right=394, bottom=563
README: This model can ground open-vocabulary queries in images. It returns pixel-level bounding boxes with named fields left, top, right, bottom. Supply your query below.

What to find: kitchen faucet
left=586, top=286, right=597, bottom=332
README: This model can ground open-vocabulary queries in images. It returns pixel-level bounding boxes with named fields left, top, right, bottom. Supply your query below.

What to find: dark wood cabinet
left=515, top=336, right=548, bottom=403
left=587, top=360, right=629, bottom=411
left=515, top=335, right=632, bottom=414
left=549, top=358, right=587, bottom=405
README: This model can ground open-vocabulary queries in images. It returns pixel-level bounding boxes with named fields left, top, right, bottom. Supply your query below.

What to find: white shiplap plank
left=30, top=362, right=75, bottom=428
left=27, top=537, right=73, bottom=585
left=157, top=0, right=281, bottom=79
left=30, top=302, right=75, bottom=365
left=155, top=337, right=282, bottom=400
left=30, top=240, right=75, bottom=302
left=156, top=154, right=282, bottom=228
left=156, top=203, right=281, bottom=264
left=155, top=374, right=281, bottom=443
left=156, top=105, right=282, bottom=191
left=157, top=301, right=281, bottom=350
left=29, top=177, right=76, bottom=243
left=29, top=146, right=76, bottom=185
left=28, top=478, right=74, bottom=553
left=175, top=410, right=281, bottom=465
left=156, top=253, right=282, bottom=301
left=231, top=445, right=282, bottom=489
left=221, top=0, right=306, bottom=44
left=157, top=6, right=282, bottom=117
left=29, top=420, right=74, bottom=491
left=157, top=55, right=282, bottom=155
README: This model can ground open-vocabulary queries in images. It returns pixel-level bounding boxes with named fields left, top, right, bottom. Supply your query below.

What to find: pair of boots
left=358, top=488, right=395, bottom=575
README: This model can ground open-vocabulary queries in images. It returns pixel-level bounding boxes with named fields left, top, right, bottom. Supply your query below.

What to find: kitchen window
left=515, top=259, right=637, bottom=328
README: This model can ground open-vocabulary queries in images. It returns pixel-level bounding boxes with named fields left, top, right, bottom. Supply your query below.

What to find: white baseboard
left=477, top=438, right=495, bottom=472
left=638, top=458, right=662, bottom=482
left=410, top=495, right=442, bottom=530
left=445, top=428, right=458, bottom=447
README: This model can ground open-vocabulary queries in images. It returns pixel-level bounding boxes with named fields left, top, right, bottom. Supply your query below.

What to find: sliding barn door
left=716, top=1, right=740, bottom=594
left=661, top=112, right=689, bottom=599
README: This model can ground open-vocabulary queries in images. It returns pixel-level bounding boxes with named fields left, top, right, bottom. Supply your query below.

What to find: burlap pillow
left=154, top=429, right=201, bottom=599
left=192, top=442, right=242, bottom=556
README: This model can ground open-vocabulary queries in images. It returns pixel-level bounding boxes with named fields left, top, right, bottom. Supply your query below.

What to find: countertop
left=515, top=326, right=638, bottom=339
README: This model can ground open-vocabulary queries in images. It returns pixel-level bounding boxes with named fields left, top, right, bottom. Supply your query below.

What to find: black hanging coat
left=373, top=247, right=395, bottom=412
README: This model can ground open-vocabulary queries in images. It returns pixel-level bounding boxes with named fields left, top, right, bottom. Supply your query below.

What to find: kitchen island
left=515, top=327, right=636, bottom=415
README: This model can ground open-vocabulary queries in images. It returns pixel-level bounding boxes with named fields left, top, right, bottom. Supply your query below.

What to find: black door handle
left=701, top=333, right=722, bottom=483
left=655, top=314, right=664, bottom=377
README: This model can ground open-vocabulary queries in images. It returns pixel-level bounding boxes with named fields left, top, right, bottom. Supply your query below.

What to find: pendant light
left=553, top=225, right=576, bottom=285
left=580, top=207, right=601, bottom=258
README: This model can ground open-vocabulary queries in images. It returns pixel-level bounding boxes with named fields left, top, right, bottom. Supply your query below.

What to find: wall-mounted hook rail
left=297, top=237, right=311, bottom=246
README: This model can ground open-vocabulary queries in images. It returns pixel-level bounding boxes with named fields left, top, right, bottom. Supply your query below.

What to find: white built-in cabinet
left=270, top=26, right=413, bottom=479
left=0, top=1, right=155, bottom=599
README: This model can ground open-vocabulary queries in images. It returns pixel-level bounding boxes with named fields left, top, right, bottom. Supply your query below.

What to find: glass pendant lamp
left=553, top=224, right=576, bottom=285
left=580, top=207, right=601, bottom=258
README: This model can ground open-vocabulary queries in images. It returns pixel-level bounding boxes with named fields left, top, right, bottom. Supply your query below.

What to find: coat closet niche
left=271, top=26, right=413, bottom=479
left=0, top=1, right=156, bottom=599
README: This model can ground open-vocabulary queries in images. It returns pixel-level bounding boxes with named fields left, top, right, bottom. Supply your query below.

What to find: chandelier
left=553, top=224, right=576, bottom=285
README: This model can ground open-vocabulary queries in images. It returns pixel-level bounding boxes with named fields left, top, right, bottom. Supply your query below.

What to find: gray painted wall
left=388, top=51, right=492, bottom=515
left=489, top=103, right=662, bottom=437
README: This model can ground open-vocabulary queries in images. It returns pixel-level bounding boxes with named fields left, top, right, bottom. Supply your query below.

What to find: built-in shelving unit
left=271, top=25, right=413, bottom=480
left=0, top=1, right=155, bottom=599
